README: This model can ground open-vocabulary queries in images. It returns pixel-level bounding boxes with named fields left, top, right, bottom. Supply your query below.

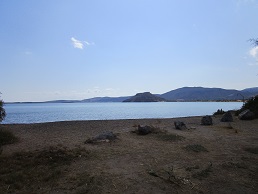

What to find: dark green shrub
left=0, top=99, right=6, bottom=122
left=0, top=129, right=18, bottom=146
left=237, top=95, right=258, bottom=118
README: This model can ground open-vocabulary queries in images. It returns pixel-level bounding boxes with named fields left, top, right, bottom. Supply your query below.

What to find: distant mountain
left=241, top=87, right=258, bottom=94
left=123, top=92, right=166, bottom=102
left=44, top=100, right=80, bottom=103
left=81, top=96, right=130, bottom=102
left=160, top=87, right=258, bottom=101
left=11, top=86, right=258, bottom=103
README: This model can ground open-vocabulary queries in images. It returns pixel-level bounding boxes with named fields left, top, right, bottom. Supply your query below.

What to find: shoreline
left=2, top=116, right=204, bottom=125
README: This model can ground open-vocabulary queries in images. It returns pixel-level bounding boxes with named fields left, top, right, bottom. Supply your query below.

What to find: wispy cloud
left=71, top=37, right=95, bottom=49
left=71, top=37, right=84, bottom=49
left=249, top=46, right=258, bottom=58
left=249, top=46, right=258, bottom=66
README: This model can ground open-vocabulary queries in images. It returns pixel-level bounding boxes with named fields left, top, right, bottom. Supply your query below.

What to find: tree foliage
left=250, top=38, right=258, bottom=47
left=239, top=95, right=258, bottom=118
left=0, top=95, right=6, bottom=122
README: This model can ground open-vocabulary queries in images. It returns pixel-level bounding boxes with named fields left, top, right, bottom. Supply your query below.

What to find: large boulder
left=221, top=111, right=233, bottom=122
left=238, top=109, right=255, bottom=120
left=174, top=121, right=187, bottom=130
left=201, top=116, right=213, bottom=125
left=137, top=125, right=153, bottom=135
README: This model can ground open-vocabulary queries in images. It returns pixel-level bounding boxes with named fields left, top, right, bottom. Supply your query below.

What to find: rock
left=238, top=109, right=255, bottom=120
left=137, top=125, right=153, bottom=135
left=85, top=131, right=117, bottom=143
left=201, top=116, right=213, bottom=125
left=174, top=121, right=187, bottom=130
left=221, top=111, right=233, bottom=122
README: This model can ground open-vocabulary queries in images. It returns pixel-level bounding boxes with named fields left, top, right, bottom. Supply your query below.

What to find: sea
left=2, top=102, right=243, bottom=124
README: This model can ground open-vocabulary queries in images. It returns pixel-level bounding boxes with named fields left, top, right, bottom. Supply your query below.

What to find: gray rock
left=201, top=116, right=213, bottom=125
left=238, top=109, right=255, bottom=120
left=137, top=125, right=153, bottom=135
left=221, top=111, right=233, bottom=122
left=174, top=121, right=187, bottom=130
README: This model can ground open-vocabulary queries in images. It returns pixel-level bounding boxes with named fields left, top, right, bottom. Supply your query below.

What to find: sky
left=1, top=0, right=258, bottom=102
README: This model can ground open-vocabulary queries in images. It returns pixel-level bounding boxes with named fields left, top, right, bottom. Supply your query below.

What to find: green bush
left=237, top=95, right=258, bottom=118
left=0, top=99, right=6, bottom=122
left=0, top=128, right=18, bottom=146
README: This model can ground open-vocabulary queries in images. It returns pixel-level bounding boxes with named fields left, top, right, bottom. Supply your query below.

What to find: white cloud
left=71, top=37, right=84, bottom=49
left=248, top=46, right=258, bottom=66
left=249, top=46, right=258, bottom=58
left=71, top=37, right=95, bottom=49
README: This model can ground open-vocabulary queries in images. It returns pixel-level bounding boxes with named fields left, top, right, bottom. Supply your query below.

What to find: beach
left=1, top=116, right=258, bottom=193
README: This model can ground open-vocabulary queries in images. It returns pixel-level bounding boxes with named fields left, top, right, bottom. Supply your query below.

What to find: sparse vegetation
left=156, top=133, right=185, bottom=142
left=0, top=128, right=18, bottom=147
left=244, top=147, right=258, bottom=154
left=0, top=146, right=89, bottom=192
left=0, top=94, right=6, bottom=122
left=184, top=144, right=208, bottom=152
left=237, top=95, right=258, bottom=118
left=192, top=163, right=212, bottom=180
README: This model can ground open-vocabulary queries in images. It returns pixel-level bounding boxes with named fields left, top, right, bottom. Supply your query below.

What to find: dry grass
left=0, top=128, right=18, bottom=147
left=184, top=144, right=208, bottom=153
left=0, top=146, right=90, bottom=193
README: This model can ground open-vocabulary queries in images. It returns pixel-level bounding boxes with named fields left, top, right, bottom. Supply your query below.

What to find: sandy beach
left=1, top=115, right=258, bottom=193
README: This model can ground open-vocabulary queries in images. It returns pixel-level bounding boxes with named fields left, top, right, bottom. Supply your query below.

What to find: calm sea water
left=2, top=102, right=242, bottom=124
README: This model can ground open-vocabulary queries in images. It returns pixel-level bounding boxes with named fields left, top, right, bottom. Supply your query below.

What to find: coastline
left=1, top=116, right=258, bottom=193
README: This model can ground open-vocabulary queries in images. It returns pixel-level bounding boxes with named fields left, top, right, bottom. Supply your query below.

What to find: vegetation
left=0, top=146, right=89, bottom=192
left=184, top=144, right=208, bottom=153
left=249, top=38, right=258, bottom=46
left=0, top=128, right=18, bottom=147
left=156, top=133, right=185, bottom=142
left=192, top=163, right=212, bottom=180
left=0, top=94, right=6, bottom=122
left=237, top=95, right=258, bottom=118
left=244, top=147, right=258, bottom=154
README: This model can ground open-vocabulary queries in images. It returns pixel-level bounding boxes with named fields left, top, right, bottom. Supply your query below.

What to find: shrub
left=0, top=128, right=18, bottom=146
left=237, top=95, right=258, bottom=118
left=0, top=99, right=6, bottom=122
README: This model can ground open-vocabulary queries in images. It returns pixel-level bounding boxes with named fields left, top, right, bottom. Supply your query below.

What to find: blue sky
left=1, top=0, right=258, bottom=102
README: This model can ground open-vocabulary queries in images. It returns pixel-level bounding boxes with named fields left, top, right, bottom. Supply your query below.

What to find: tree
left=249, top=38, right=258, bottom=46
left=0, top=94, right=6, bottom=122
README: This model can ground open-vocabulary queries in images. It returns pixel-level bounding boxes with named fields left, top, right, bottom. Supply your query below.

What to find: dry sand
left=1, top=116, right=258, bottom=193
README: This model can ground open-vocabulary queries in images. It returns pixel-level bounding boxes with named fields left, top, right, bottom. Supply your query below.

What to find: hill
left=81, top=96, right=130, bottom=103
left=160, top=87, right=257, bottom=101
left=123, top=92, right=166, bottom=102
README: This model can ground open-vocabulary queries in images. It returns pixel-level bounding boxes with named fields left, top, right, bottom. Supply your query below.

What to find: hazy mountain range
left=42, top=87, right=258, bottom=103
